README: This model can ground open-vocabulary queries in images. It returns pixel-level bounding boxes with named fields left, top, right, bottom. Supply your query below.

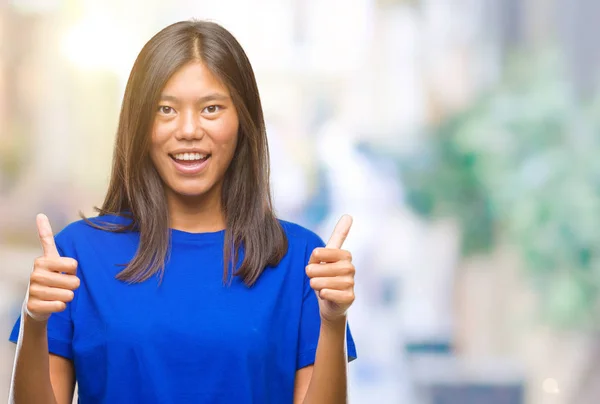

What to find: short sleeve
left=8, top=239, right=76, bottom=360
left=296, top=233, right=358, bottom=370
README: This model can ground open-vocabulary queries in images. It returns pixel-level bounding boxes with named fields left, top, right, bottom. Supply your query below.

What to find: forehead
left=161, top=61, right=230, bottom=97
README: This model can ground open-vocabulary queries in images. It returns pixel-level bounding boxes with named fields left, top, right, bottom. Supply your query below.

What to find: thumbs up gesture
left=306, top=215, right=356, bottom=323
left=24, top=214, right=80, bottom=322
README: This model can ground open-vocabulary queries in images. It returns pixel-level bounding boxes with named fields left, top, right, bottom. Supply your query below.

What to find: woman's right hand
left=25, top=214, right=80, bottom=322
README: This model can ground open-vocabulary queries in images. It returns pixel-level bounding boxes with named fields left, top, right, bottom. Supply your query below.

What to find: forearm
left=303, top=316, right=349, bottom=404
left=9, top=311, right=57, bottom=404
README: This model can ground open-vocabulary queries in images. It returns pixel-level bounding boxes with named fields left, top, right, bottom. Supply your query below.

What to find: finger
left=309, top=248, right=352, bottom=264
left=309, top=276, right=354, bottom=292
left=26, top=300, right=67, bottom=317
left=30, top=270, right=80, bottom=290
left=36, top=214, right=59, bottom=258
left=326, top=214, right=353, bottom=250
left=318, top=289, right=355, bottom=305
left=28, top=285, right=75, bottom=303
left=306, top=261, right=355, bottom=278
left=34, top=257, right=78, bottom=275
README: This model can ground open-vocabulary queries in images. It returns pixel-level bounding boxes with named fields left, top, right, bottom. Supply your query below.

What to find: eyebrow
left=159, top=93, right=230, bottom=104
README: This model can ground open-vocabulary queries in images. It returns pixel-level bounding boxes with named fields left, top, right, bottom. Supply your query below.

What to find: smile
left=169, top=153, right=211, bottom=175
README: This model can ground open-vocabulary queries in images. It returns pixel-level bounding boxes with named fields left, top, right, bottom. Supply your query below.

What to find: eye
left=202, top=105, right=222, bottom=114
left=157, top=105, right=175, bottom=115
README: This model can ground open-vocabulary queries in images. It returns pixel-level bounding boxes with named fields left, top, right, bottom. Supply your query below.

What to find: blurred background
left=2, top=0, right=600, bottom=403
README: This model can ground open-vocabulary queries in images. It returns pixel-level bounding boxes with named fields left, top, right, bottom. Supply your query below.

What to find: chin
left=170, top=183, right=214, bottom=199
left=176, top=188, right=209, bottom=198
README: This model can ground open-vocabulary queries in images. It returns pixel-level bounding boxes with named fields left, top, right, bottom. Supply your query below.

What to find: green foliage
left=401, top=52, right=600, bottom=329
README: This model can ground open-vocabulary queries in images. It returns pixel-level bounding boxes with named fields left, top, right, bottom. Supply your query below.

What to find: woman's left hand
left=306, top=215, right=355, bottom=324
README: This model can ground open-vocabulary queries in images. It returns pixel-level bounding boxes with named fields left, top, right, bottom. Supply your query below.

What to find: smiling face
left=150, top=61, right=239, bottom=208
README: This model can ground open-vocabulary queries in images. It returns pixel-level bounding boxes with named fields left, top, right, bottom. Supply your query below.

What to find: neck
left=166, top=189, right=226, bottom=233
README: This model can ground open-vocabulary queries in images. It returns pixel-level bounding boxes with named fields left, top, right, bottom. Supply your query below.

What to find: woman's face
left=150, top=61, right=239, bottom=203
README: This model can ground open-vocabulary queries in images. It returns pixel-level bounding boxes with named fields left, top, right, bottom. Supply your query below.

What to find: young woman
left=8, top=20, right=357, bottom=404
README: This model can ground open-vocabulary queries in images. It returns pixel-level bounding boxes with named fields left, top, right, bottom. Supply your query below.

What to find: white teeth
left=173, top=153, right=206, bottom=161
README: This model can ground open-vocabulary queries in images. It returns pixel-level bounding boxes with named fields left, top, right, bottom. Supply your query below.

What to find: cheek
left=210, top=118, right=239, bottom=158
left=152, top=120, right=172, bottom=144
left=150, top=124, right=170, bottom=167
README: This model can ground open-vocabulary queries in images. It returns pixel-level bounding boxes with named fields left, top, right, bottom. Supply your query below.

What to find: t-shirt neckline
left=169, top=227, right=226, bottom=243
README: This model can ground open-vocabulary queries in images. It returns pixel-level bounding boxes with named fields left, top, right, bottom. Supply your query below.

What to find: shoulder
left=278, top=220, right=325, bottom=250
left=54, top=213, right=134, bottom=251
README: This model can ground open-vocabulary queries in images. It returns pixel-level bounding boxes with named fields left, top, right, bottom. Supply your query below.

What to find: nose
left=175, top=109, right=203, bottom=141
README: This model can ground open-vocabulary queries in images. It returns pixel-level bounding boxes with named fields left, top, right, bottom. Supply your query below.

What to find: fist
left=25, top=214, right=80, bottom=322
left=306, top=215, right=356, bottom=323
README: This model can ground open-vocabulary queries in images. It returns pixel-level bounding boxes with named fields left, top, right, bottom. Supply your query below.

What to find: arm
left=10, top=214, right=80, bottom=404
left=299, top=215, right=356, bottom=404
left=295, top=317, right=349, bottom=404
left=9, top=313, right=76, bottom=404
left=293, top=366, right=312, bottom=404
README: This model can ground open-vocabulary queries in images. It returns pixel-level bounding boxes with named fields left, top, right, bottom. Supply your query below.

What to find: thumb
left=36, top=213, right=60, bottom=258
left=326, top=214, right=353, bottom=250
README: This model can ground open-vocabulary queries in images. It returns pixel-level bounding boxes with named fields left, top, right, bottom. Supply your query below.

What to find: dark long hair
left=85, top=20, right=287, bottom=286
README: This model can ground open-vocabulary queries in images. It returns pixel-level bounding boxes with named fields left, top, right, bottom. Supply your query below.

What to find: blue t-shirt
left=10, top=215, right=357, bottom=403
